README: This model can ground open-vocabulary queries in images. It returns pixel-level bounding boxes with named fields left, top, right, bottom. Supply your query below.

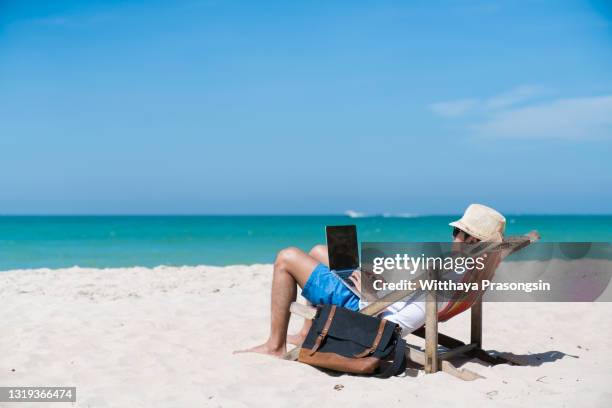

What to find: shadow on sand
left=453, top=349, right=580, bottom=369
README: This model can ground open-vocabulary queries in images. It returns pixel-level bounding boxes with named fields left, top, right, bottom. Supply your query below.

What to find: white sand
left=1, top=265, right=611, bottom=408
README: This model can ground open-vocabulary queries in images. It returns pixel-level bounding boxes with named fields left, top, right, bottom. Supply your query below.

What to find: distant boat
left=344, top=210, right=368, bottom=218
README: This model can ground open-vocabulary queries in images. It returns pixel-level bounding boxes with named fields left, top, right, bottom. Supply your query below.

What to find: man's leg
left=308, top=244, right=329, bottom=266
left=287, top=245, right=328, bottom=346
left=234, top=247, right=318, bottom=356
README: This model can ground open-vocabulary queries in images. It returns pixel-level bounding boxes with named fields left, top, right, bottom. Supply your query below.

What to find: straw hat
left=449, top=204, right=506, bottom=242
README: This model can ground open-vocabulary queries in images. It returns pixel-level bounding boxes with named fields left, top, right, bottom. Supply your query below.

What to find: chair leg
left=283, top=303, right=317, bottom=361
left=424, top=273, right=438, bottom=373
left=470, top=298, right=483, bottom=348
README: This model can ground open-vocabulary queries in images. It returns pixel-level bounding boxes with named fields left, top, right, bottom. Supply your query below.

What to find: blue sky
left=1, top=0, right=611, bottom=215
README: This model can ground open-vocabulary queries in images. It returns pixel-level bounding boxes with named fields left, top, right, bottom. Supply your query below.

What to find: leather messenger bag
left=298, top=304, right=407, bottom=378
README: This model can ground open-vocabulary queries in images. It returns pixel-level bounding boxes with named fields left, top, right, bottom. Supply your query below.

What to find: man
left=235, top=204, right=506, bottom=357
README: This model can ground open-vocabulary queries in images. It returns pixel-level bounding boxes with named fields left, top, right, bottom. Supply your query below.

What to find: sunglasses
left=453, top=227, right=473, bottom=240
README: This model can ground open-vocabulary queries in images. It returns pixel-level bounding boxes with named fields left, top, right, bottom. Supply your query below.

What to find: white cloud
left=429, top=99, right=478, bottom=117
left=483, top=85, right=542, bottom=110
left=429, top=98, right=479, bottom=118
left=430, top=86, right=612, bottom=140
left=473, top=95, right=612, bottom=140
left=429, top=85, right=543, bottom=118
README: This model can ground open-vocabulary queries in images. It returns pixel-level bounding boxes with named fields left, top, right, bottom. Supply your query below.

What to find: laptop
left=326, top=225, right=361, bottom=298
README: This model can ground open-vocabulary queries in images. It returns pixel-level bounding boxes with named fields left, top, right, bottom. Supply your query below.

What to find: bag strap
left=376, top=338, right=407, bottom=378
left=309, top=305, right=336, bottom=355
left=354, top=319, right=387, bottom=358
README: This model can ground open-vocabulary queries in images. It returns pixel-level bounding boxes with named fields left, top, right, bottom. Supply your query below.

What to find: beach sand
left=1, top=265, right=611, bottom=407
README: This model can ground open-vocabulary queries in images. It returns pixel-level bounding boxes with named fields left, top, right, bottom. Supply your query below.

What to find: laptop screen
left=326, top=225, right=359, bottom=271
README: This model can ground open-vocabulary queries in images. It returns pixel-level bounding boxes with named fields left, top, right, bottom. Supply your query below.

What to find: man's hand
left=348, top=270, right=381, bottom=302
left=348, top=270, right=361, bottom=292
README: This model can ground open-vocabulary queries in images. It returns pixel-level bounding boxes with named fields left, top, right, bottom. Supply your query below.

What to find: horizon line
left=1, top=213, right=611, bottom=217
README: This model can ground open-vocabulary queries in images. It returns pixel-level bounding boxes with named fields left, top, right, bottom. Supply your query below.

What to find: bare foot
left=233, top=342, right=286, bottom=357
left=286, top=333, right=306, bottom=346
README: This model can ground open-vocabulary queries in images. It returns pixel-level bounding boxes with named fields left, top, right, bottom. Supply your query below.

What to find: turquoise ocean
left=1, top=215, right=611, bottom=271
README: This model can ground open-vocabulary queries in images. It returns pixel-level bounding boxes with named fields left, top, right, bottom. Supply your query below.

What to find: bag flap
left=313, top=305, right=396, bottom=351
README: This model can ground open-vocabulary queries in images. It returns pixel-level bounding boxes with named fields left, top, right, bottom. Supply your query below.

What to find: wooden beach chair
left=284, top=231, right=540, bottom=380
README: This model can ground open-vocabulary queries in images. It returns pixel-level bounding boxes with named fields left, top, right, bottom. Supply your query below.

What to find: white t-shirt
left=359, top=292, right=448, bottom=336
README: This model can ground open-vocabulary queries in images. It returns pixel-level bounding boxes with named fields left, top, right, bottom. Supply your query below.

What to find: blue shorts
left=301, top=263, right=360, bottom=311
